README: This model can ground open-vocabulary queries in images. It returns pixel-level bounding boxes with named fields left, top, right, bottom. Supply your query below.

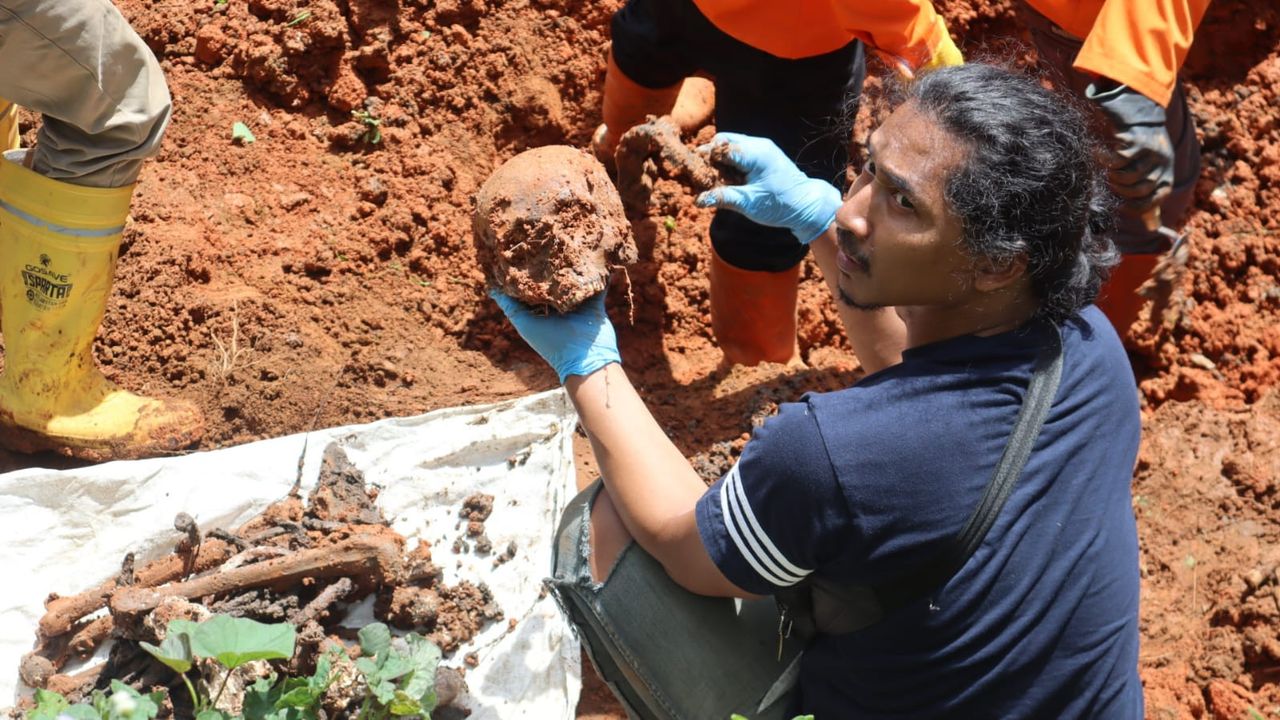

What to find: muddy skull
left=473, top=145, right=637, bottom=312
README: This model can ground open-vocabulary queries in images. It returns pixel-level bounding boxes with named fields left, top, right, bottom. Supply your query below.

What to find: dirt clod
left=614, top=116, right=744, bottom=218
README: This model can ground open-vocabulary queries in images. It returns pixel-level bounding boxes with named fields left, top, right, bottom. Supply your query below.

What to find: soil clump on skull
left=473, top=145, right=636, bottom=312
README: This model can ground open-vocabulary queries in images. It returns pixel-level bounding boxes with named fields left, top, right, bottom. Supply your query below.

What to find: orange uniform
left=690, top=0, right=952, bottom=71
left=1027, top=0, right=1211, bottom=106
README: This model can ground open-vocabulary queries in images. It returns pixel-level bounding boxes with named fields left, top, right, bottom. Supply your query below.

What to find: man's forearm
left=565, top=364, right=707, bottom=546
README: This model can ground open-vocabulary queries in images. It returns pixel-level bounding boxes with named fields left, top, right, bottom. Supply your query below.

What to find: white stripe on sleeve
left=717, top=462, right=812, bottom=587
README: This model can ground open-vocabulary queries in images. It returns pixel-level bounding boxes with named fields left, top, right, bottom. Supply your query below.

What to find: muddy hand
left=489, top=289, right=620, bottom=383
left=695, top=132, right=841, bottom=245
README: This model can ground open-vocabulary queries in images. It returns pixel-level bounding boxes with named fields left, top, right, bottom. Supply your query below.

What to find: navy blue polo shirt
left=696, top=306, right=1143, bottom=718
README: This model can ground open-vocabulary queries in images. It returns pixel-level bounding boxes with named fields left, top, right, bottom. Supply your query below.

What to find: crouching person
left=490, top=63, right=1142, bottom=719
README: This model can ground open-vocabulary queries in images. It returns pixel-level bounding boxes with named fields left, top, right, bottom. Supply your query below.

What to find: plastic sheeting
left=0, top=389, right=582, bottom=718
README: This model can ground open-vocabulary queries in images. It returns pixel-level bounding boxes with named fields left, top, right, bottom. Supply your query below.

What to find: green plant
left=28, top=617, right=444, bottom=720
left=285, top=10, right=312, bottom=27
left=352, top=110, right=382, bottom=145
left=240, top=649, right=341, bottom=720
left=29, top=681, right=163, bottom=720
left=662, top=215, right=677, bottom=233
left=353, top=622, right=442, bottom=719
left=139, top=615, right=296, bottom=717
left=232, top=122, right=256, bottom=145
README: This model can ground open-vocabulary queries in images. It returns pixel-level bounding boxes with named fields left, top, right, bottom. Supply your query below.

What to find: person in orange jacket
left=594, top=0, right=962, bottom=370
left=1022, top=0, right=1211, bottom=338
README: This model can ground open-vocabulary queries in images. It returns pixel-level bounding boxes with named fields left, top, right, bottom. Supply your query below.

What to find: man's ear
left=973, top=254, right=1028, bottom=293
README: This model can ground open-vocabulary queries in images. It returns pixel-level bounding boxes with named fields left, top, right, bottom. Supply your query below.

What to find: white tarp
left=0, top=389, right=582, bottom=718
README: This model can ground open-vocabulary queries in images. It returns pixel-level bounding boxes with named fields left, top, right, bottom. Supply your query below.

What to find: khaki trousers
left=0, top=0, right=170, bottom=188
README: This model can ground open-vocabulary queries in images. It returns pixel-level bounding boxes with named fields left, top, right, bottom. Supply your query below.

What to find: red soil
left=2, top=1, right=1278, bottom=717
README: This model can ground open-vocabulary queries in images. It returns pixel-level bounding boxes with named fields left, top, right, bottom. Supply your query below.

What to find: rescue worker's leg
left=1023, top=5, right=1201, bottom=338
left=713, top=268, right=799, bottom=364
left=593, top=0, right=715, bottom=164
left=1094, top=84, right=1199, bottom=333
left=0, top=99, right=18, bottom=151
left=706, top=37, right=864, bottom=366
left=0, top=0, right=203, bottom=460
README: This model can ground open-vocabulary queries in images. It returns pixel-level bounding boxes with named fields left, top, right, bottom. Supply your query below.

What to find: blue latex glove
left=1085, top=78, right=1174, bottom=214
left=694, top=132, right=842, bottom=245
left=489, top=289, right=620, bottom=383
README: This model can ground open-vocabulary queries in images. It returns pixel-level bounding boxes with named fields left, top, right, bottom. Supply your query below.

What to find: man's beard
left=838, top=286, right=885, bottom=311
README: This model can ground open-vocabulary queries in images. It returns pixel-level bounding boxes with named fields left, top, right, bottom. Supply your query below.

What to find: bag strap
left=871, top=320, right=1064, bottom=612
left=791, top=320, right=1065, bottom=636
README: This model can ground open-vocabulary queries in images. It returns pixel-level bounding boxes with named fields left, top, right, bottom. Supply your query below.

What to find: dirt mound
left=473, top=145, right=635, bottom=312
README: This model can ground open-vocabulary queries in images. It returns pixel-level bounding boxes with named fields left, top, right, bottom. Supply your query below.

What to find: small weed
left=285, top=9, right=312, bottom=27
left=662, top=215, right=676, bottom=232
left=213, top=0, right=227, bottom=6
left=352, top=109, right=382, bottom=145
left=231, top=121, right=255, bottom=145
left=211, top=300, right=251, bottom=378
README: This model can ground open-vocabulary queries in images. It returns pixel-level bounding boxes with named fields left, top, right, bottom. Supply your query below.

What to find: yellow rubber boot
left=709, top=249, right=802, bottom=367
left=591, top=49, right=715, bottom=165
left=0, top=151, right=203, bottom=461
left=0, top=100, right=18, bottom=152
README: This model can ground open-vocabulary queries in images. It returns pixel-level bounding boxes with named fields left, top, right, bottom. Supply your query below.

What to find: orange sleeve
left=833, top=0, right=950, bottom=73
left=690, top=0, right=948, bottom=68
left=1070, top=0, right=1211, bottom=107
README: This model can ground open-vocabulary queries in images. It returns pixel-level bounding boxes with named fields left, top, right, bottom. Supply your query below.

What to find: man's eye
left=893, top=191, right=914, bottom=210
left=863, top=159, right=877, bottom=176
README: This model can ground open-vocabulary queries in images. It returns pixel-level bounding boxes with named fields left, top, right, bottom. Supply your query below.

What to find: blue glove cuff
left=794, top=182, right=843, bottom=245
left=554, top=346, right=621, bottom=383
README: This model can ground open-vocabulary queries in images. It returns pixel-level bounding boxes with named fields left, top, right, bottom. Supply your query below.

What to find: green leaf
left=358, top=623, right=392, bottom=659
left=192, top=615, right=296, bottom=670
left=232, top=122, right=256, bottom=145
left=195, top=710, right=233, bottom=720
left=285, top=10, right=312, bottom=27
left=276, top=676, right=322, bottom=708
left=387, top=689, right=421, bottom=716
left=106, top=680, right=162, bottom=719
left=243, top=676, right=282, bottom=719
left=60, top=706, right=103, bottom=720
left=398, top=635, right=441, bottom=711
left=310, top=650, right=336, bottom=692
left=28, top=689, right=71, bottom=720
left=139, top=622, right=195, bottom=674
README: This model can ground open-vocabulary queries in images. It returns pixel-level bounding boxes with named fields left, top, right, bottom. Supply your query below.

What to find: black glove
left=1085, top=78, right=1174, bottom=215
